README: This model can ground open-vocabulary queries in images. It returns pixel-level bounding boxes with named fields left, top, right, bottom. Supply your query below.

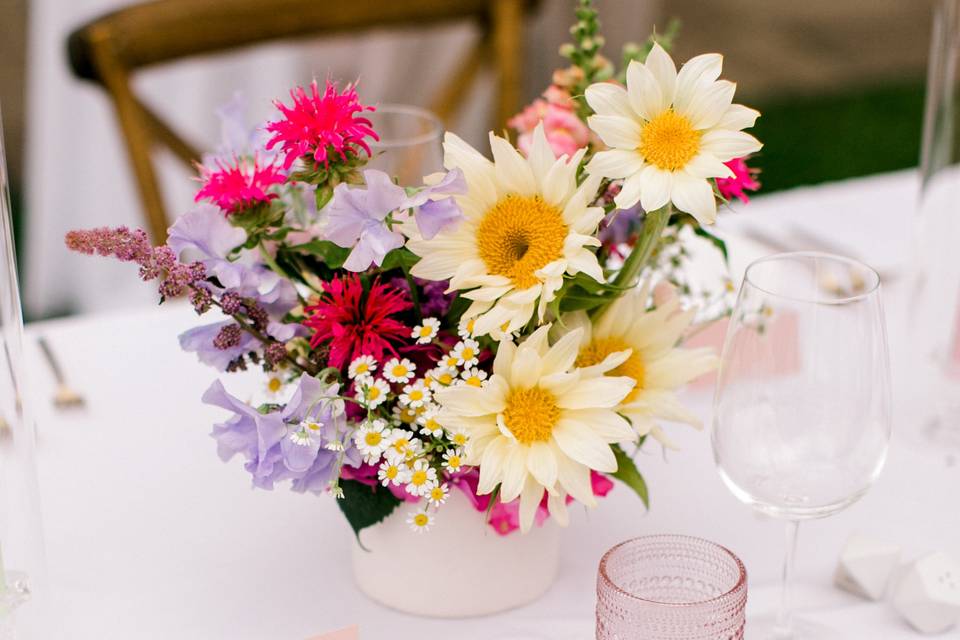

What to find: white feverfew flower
left=442, top=448, right=466, bottom=473
left=459, top=367, right=488, bottom=388
left=584, top=43, right=762, bottom=224
left=399, top=381, right=431, bottom=408
left=407, top=510, right=434, bottom=533
left=385, top=431, right=422, bottom=463
left=263, top=372, right=287, bottom=400
left=378, top=459, right=410, bottom=487
left=383, top=357, right=416, bottom=384
left=458, top=316, right=477, bottom=339
left=354, top=419, right=391, bottom=462
left=405, top=459, right=439, bottom=497
left=427, top=483, right=450, bottom=507
left=452, top=339, right=481, bottom=368
left=411, top=317, right=441, bottom=344
left=348, top=355, right=377, bottom=380
left=356, top=378, right=390, bottom=409
left=417, top=406, right=445, bottom=438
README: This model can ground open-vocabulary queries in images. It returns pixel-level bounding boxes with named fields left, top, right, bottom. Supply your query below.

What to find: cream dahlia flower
left=558, top=282, right=718, bottom=448
left=404, top=124, right=605, bottom=338
left=434, top=326, right=635, bottom=532
left=584, top=43, right=762, bottom=224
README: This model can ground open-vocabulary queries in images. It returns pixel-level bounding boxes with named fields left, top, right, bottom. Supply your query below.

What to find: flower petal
left=716, top=103, right=760, bottom=131
left=614, top=172, right=644, bottom=210
left=674, top=53, right=723, bottom=115
left=490, top=132, right=536, bottom=196
left=527, top=441, right=559, bottom=488
left=586, top=149, right=645, bottom=180
left=680, top=80, right=736, bottom=130
left=552, top=418, right=617, bottom=472
left=555, top=376, right=634, bottom=410
left=670, top=172, right=717, bottom=225
left=587, top=115, right=641, bottom=150
left=625, top=59, right=664, bottom=120
left=585, top=82, right=635, bottom=118
left=645, top=43, right=678, bottom=106
left=639, top=165, right=672, bottom=212
left=700, top=129, right=763, bottom=162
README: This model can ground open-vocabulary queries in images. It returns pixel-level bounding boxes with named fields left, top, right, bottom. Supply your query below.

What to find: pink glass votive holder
left=597, top=535, right=748, bottom=639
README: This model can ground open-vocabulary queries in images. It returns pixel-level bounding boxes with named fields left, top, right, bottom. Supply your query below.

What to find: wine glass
left=712, top=252, right=892, bottom=638
left=365, top=103, right=444, bottom=183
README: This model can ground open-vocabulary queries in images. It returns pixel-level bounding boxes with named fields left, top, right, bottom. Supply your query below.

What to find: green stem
left=593, top=203, right=671, bottom=316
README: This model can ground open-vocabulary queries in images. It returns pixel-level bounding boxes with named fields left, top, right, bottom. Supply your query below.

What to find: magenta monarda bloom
left=265, top=79, right=379, bottom=171
left=195, top=155, right=286, bottom=215
left=716, top=157, right=761, bottom=204
left=303, top=274, right=411, bottom=370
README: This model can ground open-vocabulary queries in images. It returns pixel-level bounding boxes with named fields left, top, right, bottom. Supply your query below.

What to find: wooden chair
left=67, top=0, right=530, bottom=242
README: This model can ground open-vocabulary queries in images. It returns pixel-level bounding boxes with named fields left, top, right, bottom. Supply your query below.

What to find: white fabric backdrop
left=22, top=0, right=658, bottom=318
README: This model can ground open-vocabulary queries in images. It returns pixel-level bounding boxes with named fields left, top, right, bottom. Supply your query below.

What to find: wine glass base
left=746, top=614, right=843, bottom=639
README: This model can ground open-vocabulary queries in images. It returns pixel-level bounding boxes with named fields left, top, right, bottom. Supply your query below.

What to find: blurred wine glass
left=908, top=0, right=960, bottom=449
left=365, top=104, right=444, bottom=184
left=713, top=252, right=892, bottom=638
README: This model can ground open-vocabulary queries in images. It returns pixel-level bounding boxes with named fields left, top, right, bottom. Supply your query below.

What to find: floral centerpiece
left=66, top=0, right=761, bottom=615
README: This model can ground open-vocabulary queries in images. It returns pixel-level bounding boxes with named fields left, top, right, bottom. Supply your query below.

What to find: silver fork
left=37, top=336, right=85, bottom=410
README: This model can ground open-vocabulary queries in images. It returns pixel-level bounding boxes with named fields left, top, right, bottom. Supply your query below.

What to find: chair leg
left=491, top=0, right=524, bottom=132
left=89, top=30, right=170, bottom=243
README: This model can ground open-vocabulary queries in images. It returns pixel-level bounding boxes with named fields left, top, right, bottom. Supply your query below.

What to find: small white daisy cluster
left=346, top=325, right=482, bottom=532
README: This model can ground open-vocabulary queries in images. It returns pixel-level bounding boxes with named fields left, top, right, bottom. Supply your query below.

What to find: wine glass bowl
left=712, top=252, right=892, bottom=636
left=364, top=103, right=444, bottom=184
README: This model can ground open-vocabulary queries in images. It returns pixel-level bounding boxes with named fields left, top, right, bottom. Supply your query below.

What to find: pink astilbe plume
left=65, top=227, right=206, bottom=300
left=195, top=155, right=286, bottom=214
left=303, top=274, right=411, bottom=369
left=265, top=80, right=378, bottom=171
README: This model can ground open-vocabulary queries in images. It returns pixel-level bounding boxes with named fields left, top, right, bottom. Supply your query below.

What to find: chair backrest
left=68, top=0, right=529, bottom=242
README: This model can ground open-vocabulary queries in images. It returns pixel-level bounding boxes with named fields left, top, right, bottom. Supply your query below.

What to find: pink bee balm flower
left=509, top=99, right=590, bottom=159
left=195, top=155, right=286, bottom=215
left=265, top=80, right=379, bottom=171
left=716, top=157, right=761, bottom=204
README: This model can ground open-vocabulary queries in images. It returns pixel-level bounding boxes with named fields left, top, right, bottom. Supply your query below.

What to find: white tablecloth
left=20, top=170, right=960, bottom=638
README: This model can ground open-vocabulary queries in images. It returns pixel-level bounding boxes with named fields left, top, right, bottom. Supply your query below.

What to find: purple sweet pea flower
left=203, top=374, right=360, bottom=495
left=168, top=205, right=298, bottom=315
left=323, top=170, right=406, bottom=271
left=179, top=319, right=301, bottom=372
left=403, top=168, right=466, bottom=240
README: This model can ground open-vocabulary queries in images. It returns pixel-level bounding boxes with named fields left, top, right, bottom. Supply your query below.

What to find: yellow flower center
left=640, top=110, right=701, bottom=171
left=385, top=465, right=399, bottom=480
left=438, top=371, right=455, bottom=384
left=410, top=470, right=428, bottom=486
left=461, top=347, right=476, bottom=361
left=413, top=513, right=429, bottom=527
left=268, top=377, right=283, bottom=393
left=366, top=386, right=381, bottom=401
left=444, top=356, right=459, bottom=368
left=419, top=326, right=433, bottom=337
left=398, top=407, right=417, bottom=423
left=364, top=432, right=382, bottom=446
left=502, top=387, right=560, bottom=444
left=465, top=319, right=475, bottom=334
left=576, top=337, right=646, bottom=403
left=424, top=418, right=440, bottom=431
left=465, top=376, right=483, bottom=387
left=391, top=365, right=409, bottom=378
left=447, top=454, right=462, bottom=467
left=430, top=487, right=445, bottom=501
left=452, top=433, right=468, bottom=446
left=476, top=195, right=567, bottom=289
left=354, top=363, right=369, bottom=375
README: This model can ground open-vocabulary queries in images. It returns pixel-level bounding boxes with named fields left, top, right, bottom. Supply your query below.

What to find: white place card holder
left=833, top=534, right=902, bottom=601
left=892, top=551, right=960, bottom=634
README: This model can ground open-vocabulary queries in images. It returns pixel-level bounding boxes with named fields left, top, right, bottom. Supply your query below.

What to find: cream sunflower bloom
left=584, top=43, right=762, bottom=224
left=404, top=124, right=605, bottom=338
left=434, top=325, right=636, bottom=533
left=559, top=282, right=718, bottom=448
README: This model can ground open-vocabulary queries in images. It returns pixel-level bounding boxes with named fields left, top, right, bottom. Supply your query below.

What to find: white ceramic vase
left=351, top=488, right=560, bottom=617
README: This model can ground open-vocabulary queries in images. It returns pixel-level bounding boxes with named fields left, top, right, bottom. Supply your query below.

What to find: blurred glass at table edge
left=713, top=252, right=892, bottom=639
left=908, top=0, right=960, bottom=451
left=0, top=102, right=49, bottom=637
left=363, top=103, right=444, bottom=185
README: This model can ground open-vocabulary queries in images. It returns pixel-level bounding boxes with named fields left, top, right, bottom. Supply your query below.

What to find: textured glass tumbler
left=597, top=535, right=747, bottom=640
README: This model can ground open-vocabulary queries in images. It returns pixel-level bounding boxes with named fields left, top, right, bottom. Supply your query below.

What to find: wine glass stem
left=777, top=520, right=801, bottom=633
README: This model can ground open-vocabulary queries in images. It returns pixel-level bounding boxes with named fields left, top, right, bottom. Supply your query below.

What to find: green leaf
left=289, top=240, right=351, bottom=269
left=337, top=480, right=402, bottom=544
left=610, top=444, right=649, bottom=509
left=692, top=226, right=729, bottom=264
left=378, top=247, right=420, bottom=272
